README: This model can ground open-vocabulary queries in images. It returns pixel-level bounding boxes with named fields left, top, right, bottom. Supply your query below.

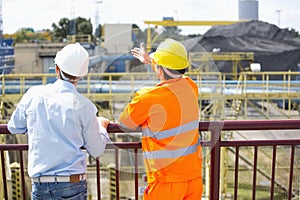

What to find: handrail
left=3, top=119, right=298, bottom=134
left=106, top=119, right=300, bottom=132
left=1, top=120, right=300, bottom=199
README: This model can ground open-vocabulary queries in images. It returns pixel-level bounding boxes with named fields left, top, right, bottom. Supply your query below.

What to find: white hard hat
left=54, top=43, right=89, bottom=77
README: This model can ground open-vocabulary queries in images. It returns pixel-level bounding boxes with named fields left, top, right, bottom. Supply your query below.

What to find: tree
left=288, top=28, right=300, bottom=38
left=76, top=17, right=93, bottom=35
left=94, top=24, right=103, bottom=44
left=52, top=18, right=70, bottom=42
left=13, top=28, right=52, bottom=43
left=52, top=17, right=93, bottom=42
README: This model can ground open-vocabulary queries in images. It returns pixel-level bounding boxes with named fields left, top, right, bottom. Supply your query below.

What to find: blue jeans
left=31, top=180, right=87, bottom=200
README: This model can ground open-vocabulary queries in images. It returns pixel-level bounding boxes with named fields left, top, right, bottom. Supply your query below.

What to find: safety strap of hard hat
left=161, top=67, right=182, bottom=79
left=59, top=70, right=81, bottom=83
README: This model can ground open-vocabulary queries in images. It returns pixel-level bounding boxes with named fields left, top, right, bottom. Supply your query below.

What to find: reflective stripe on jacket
left=119, top=76, right=202, bottom=183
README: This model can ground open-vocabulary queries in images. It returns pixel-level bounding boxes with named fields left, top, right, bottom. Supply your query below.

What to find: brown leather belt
left=32, top=174, right=86, bottom=183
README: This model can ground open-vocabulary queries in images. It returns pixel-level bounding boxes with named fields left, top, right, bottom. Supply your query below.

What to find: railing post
left=96, top=158, right=101, bottom=200
left=0, top=150, right=8, bottom=200
left=209, top=122, right=223, bottom=200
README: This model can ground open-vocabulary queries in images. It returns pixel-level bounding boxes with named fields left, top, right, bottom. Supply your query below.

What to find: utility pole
left=0, top=0, right=3, bottom=194
left=69, top=0, right=76, bottom=35
left=0, top=0, right=3, bottom=68
left=276, top=9, right=282, bottom=27
left=94, top=0, right=103, bottom=32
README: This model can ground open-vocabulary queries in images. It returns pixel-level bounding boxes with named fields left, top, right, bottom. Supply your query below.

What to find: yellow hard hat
left=152, top=39, right=189, bottom=70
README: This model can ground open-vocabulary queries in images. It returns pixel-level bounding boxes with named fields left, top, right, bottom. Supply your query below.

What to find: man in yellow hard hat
left=8, top=43, right=111, bottom=199
left=119, top=39, right=203, bottom=199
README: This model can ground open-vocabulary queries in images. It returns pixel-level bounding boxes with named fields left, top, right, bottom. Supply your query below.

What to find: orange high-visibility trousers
left=143, top=177, right=203, bottom=200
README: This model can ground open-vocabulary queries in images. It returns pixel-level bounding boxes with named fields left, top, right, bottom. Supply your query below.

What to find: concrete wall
left=103, top=24, right=133, bottom=54
left=14, top=43, right=65, bottom=73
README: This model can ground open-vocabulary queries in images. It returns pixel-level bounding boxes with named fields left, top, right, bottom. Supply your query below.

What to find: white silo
left=239, top=0, right=259, bottom=20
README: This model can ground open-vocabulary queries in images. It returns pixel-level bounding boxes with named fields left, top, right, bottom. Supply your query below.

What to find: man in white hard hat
left=119, top=39, right=202, bottom=200
left=7, top=43, right=111, bottom=199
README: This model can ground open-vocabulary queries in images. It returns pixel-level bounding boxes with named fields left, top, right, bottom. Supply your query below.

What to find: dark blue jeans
left=31, top=180, right=87, bottom=200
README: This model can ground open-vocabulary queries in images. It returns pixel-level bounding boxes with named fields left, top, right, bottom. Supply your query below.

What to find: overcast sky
left=3, top=0, right=300, bottom=35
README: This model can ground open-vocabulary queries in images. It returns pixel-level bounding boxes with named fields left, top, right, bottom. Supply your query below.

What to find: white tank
left=239, top=0, right=259, bottom=20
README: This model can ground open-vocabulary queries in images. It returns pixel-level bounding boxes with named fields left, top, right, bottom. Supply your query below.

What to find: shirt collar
left=157, top=75, right=185, bottom=86
left=54, top=79, right=76, bottom=91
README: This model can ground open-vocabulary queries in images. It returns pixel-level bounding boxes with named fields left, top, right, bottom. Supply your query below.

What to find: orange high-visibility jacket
left=119, top=76, right=202, bottom=183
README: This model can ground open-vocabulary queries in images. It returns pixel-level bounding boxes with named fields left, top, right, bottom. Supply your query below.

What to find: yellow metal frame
left=0, top=71, right=300, bottom=122
left=144, top=20, right=248, bottom=51
left=67, top=34, right=92, bottom=43
left=189, top=52, right=254, bottom=77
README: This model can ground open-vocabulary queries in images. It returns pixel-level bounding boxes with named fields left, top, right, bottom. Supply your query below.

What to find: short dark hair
left=56, top=64, right=80, bottom=82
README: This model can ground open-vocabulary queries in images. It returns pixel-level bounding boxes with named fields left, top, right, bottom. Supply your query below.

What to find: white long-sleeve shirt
left=7, top=79, right=110, bottom=177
